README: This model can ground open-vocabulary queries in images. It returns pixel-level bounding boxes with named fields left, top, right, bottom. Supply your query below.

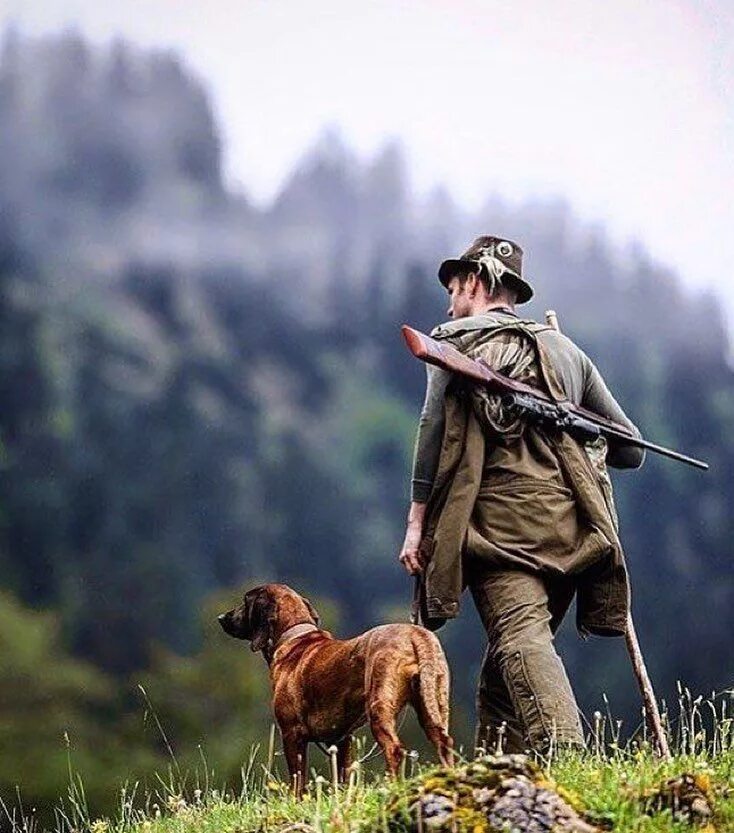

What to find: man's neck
left=485, top=302, right=516, bottom=314
left=469, top=301, right=517, bottom=316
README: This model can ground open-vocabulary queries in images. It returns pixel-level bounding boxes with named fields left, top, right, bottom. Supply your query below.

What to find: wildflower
left=166, top=794, right=188, bottom=815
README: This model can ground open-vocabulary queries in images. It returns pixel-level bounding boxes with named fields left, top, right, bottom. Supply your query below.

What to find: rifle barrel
left=600, top=426, right=709, bottom=471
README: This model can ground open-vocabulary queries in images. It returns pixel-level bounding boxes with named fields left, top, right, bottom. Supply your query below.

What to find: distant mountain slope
left=0, top=25, right=731, bottom=754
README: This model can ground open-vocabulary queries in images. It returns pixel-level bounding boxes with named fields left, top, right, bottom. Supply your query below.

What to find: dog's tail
left=412, top=629, right=451, bottom=733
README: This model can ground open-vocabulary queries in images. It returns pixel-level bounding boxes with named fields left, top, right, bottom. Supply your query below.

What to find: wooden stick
left=545, top=309, right=560, bottom=333
left=625, top=613, right=671, bottom=759
left=544, top=309, right=671, bottom=760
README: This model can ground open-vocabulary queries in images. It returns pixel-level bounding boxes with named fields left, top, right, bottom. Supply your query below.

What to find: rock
left=643, top=773, right=714, bottom=826
left=387, top=755, right=599, bottom=833
left=416, top=793, right=455, bottom=828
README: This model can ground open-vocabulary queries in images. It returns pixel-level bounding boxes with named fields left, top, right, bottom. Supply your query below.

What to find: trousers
left=467, top=564, right=586, bottom=753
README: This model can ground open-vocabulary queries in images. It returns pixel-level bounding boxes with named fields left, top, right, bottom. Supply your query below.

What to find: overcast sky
left=3, top=0, right=734, bottom=323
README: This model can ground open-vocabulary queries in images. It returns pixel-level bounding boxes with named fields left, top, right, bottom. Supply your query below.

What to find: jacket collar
left=431, top=308, right=544, bottom=340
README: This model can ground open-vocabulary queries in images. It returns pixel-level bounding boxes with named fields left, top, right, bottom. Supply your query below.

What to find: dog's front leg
left=336, top=735, right=353, bottom=783
left=281, top=729, right=308, bottom=798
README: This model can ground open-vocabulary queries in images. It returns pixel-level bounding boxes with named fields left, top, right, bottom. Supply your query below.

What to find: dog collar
left=274, top=622, right=319, bottom=650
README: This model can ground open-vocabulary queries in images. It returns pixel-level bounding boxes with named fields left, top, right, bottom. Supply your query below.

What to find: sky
left=3, top=0, right=734, bottom=323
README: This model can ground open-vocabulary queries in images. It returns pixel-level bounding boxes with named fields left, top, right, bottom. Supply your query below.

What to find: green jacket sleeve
left=410, top=364, right=451, bottom=502
left=580, top=352, right=646, bottom=469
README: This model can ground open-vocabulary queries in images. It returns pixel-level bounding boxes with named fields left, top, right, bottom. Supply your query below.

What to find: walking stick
left=544, top=309, right=671, bottom=760
left=410, top=574, right=421, bottom=625
left=624, top=615, right=671, bottom=759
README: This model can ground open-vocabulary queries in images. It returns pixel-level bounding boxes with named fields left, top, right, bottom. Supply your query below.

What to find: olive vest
left=414, top=316, right=629, bottom=637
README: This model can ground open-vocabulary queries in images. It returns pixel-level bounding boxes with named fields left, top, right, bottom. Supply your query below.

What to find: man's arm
left=411, top=365, right=451, bottom=501
left=581, top=354, right=646, bottom=469
left=398, top=501, right=427, bottom=575
left=399, top=365, right=450, bottom=575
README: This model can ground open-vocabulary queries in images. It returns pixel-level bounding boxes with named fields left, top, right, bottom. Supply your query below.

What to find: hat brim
left=438, top=259, right=534, bottom=304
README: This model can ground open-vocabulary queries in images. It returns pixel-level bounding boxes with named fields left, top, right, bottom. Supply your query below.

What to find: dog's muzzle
left=218, top=611, right=237, bottom=636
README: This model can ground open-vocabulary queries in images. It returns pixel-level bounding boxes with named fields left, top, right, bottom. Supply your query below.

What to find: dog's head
left=218, top=584, right=321, bottom=655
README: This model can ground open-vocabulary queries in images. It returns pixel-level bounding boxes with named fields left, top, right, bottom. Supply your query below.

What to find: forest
left=0, top=30, right=732, bottom=820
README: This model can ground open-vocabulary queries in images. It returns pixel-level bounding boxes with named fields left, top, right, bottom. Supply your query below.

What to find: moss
left=386, top=755, right=599, bottom=833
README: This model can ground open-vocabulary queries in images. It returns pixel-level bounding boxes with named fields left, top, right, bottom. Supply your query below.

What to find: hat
left=438, top=235, right=534, bottom=304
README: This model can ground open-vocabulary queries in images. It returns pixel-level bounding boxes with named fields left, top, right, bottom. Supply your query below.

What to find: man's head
left=438, top=235, right=533, bottom=319
left=445, top=268, right=518, bottom=319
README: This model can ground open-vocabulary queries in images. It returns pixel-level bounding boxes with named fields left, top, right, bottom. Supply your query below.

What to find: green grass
left=553, top=748, right=733, bottom=831
left=5, top=696, right=734, bottom=833
left=27, top=746, right=734, bottom=833
left=41, top=745, right=732, bottom=833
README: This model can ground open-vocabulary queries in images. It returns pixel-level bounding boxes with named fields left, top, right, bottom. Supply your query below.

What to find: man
left=398, top=235, right=645, bottom=753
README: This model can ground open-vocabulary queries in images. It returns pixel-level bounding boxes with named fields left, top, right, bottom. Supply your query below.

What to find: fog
left=5, top=0, right=734, bottom=322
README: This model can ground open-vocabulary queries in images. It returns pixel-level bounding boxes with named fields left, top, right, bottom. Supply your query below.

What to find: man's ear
left=467, top=271, right=479, bottom=298
left=248, top=593, right=275, bottom=654
left=304, top=597, right=321, bottom=627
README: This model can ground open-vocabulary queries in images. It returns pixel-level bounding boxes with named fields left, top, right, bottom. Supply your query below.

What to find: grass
left=4, top=690, right=734, bottom=833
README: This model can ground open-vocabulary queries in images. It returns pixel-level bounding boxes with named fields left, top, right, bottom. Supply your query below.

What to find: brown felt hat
left=438, top=235, right=534, bottom=304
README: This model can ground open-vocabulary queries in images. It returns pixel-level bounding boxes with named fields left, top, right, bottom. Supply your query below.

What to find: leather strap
left=274, top=622, right=319, bottom=651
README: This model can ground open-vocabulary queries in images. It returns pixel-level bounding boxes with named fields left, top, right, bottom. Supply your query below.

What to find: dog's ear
left=304, top=596, right=321, bottom=627
left=247, top=590, right=276, bottom=654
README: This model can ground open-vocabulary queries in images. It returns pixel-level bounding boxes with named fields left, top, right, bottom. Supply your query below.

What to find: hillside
left=0, top=29, right=733, bottom=821
left=36, top=736, right=734, bottom=833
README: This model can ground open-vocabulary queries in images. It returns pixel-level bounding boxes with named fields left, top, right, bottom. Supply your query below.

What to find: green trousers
left=467, top=565, right=586, bottom=753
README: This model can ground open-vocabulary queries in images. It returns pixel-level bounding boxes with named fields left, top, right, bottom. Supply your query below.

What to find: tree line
left=0, top=28, right=732, bottom=822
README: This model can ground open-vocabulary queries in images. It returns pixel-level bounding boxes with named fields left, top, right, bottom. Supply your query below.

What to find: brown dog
left=218, top=583, right=453, bottom=792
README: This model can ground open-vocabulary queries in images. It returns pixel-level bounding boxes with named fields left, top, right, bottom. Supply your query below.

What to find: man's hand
left=398, top=502, right=427, bottom=575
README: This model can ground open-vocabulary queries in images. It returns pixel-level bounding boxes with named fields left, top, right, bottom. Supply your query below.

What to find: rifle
left=401, top=325, right=709, bottom=472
